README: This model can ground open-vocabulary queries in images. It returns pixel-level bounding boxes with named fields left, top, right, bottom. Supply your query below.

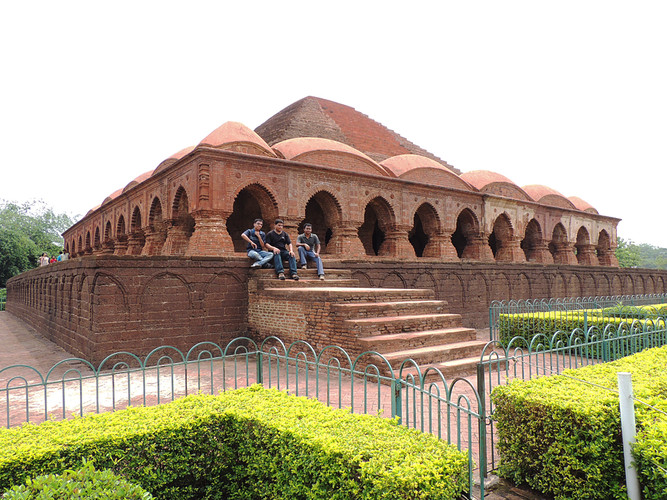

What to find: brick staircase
left=248, top=268, right=486, bottom=379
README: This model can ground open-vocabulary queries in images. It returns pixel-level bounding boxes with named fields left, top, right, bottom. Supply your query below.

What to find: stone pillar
left=462, top=234, right=495, bottom=262
left=552, top=242, right=578, bottom=265
left=162, top=220, right=191, bottom=256
left=423, top=230, right=459, bottom=261
left=495, top=237, right=526, bottom=263
left=185, top=210, right=235, bottom=256
left=381, top=224, right=414, bottom=258
left=576, top=244, right=600, bottom=266
left=597, top=247, right=619, bottom=267
left=525, top=240, right=553, bottom=264
left=126, top=232, right=145, bottom=255
left=100, top=240, right=115, bottom=255
left=141, top=227, right=167, bottom=256
left=327, top=221, right=366, bottom=258
left=113, top=236, right=128, bottom=256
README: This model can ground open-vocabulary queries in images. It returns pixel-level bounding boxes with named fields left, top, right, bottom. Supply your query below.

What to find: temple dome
left=381, top=154, right=472, bottom=191
left=101, top=188, right=123, bottom=206
left=273, top=137, right=392, bottom=177
left=460, top=170, right=531, bottom=201
left=199, top=121, right=276, bottom=157
left=122, top=170, right=155, bottom=194
left=568, top=196, right=599, bottom=214
left=153, top=146, right=196, bottom=176
left=523, top=184, right=577, bottom=210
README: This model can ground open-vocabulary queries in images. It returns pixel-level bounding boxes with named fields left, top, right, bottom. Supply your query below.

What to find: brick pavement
left=0, top=311, right=548, bottom=499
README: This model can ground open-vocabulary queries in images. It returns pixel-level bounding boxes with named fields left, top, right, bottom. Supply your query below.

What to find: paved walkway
left=0, top=311, right=548, bottom=499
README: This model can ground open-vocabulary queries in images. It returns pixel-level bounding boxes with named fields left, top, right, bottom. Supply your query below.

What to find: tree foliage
left=0, top=200, right=76, bottom=287
left=616, top=237, right=667, bottom=270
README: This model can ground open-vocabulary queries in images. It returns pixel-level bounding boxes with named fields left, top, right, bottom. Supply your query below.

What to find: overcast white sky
left=1, top=1, right=665, bottom=247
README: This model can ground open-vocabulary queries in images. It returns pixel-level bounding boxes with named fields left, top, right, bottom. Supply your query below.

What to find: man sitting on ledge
left=296, top=223, right=325, bottom=280
left=264, top=219, right=299, bottom=281
left=241, top=218, right=273, bottom=268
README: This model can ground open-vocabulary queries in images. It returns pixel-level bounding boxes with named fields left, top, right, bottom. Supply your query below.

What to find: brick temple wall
left=5, top=256, right=249, bottom=364
left=6, top=257, right=667, bottom=364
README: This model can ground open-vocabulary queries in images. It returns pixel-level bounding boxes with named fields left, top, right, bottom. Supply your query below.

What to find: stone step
left=261, top=287, right=435, bottom=302
left=344, top=313, right=462, bottom=336
left=358, top=327, right=477, bottom=351
left=382, top=340, right=487, bottom=367
left=331, top=300, right=448, bottom=319
left=260, top=278, right=360, bottom=288
left=250, top=268, right=352, bottom=279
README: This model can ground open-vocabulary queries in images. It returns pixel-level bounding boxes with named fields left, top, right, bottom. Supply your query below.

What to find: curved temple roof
left=523, top=184, right=577, bottom=209
left=381, top=154, right=473, bottom=191
left=460, top=170, right=532, bottom=201
left=199, top=121, right=275, bottom=157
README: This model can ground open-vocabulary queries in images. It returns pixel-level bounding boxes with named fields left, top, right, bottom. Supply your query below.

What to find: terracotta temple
left=61, top=96, right=619, bottom=267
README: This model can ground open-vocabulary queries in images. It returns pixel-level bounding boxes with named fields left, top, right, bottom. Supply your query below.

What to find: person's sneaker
left=300, top=264, right=307, bottom=269
left=319, top=274, right=325, bottom=280
left=250, top=262, right=262, bottom=268
left=277, top=273, right=285, bottom=280
left=262, top=263, right=272, bottom=269
left=291, top=274, right=300, bottom=281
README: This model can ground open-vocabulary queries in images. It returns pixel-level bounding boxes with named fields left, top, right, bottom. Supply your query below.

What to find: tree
left=615, top=237, right=642, bottom=268
left=0, top=200, right=76, bottom=287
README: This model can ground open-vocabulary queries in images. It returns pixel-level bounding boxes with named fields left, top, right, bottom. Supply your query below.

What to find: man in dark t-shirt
left=241, top=218, right=273, bottom=268
left=264, top=219, right=299, bottom=280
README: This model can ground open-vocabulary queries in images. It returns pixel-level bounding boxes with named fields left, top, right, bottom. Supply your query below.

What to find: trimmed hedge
left=0, top=385, right=468, bottom=499
left=498, top=306, right=667, bottom=346
left=491, top=345, right=667, bottom=499
left=3, top=462, right=153, bottom=499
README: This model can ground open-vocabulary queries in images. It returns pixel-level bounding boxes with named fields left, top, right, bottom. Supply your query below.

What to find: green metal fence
left=0, top=290, right=5, bottom=311
left=489, top=293, right=667, bottom=341
left=0, top=335, right=488, bottom=498
left=477, top=318, right=667, bottom=473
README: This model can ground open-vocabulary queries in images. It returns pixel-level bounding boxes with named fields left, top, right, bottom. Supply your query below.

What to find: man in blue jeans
left=241, top=218, right=273, bottom=268
left=264, top=219, right=299, bottom=280
left=296, top=223, right=325, bottom=280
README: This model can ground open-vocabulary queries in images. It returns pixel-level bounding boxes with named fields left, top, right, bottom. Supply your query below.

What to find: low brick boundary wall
left=6, top=256, right=667, bottom=363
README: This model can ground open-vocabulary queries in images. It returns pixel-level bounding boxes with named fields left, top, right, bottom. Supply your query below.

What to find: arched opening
left=227, top=184, right=279, bottom=252
left=172, top=187, right=195, bottom=236
left=116, top=215, right=126, bottom=238
left=298, top=191, right=342, bottom=254
left=71, top=238, right=77, bottom=256
left=128, top=206, right=145, bottom=254
left=596, top=230, right=616, bottom=266
left=131, top=206, right=142, bottom=233
left=521, top=219, right=543, bottom=262
left=358, top=197, right=394, bottom=256
left=451, top=209, right=478, bottom=258
left=575, top=227, right=590, bottom=263
left=549, top=223, right=569, bottom=264
left=85, top=231, right=91, bottom=251
left=488, top=213, right=514, bottom=261
left=104, top=221, right=112, bottom=242
left=148, top=197, right=165, bottom=232
left=93, top=227, right=101, bottom=250
left=78, top=236, right=83, bottom=255
left=409, top=203, right=439, bottom=257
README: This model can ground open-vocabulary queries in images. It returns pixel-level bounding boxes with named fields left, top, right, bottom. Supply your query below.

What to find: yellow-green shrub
left=0, top=386, right=468, bottom=500
left=491, top=345, right=667, bottom=499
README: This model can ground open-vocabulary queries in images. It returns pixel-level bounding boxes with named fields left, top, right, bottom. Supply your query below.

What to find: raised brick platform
left=248, top=268, right=485, bottom=377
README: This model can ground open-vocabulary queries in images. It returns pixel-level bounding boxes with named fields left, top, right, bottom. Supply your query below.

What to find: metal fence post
left=476, top=363, right=488, bottom=480
left=256, top=351, right=263, bottom=385
left=617, top=372, right=640, bottom=500
left=391, top=378, right=402, bottom=425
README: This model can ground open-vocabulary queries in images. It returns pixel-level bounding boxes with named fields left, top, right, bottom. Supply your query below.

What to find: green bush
left=0, top=386, right=468, bottom=500
left=498, top=307, right=666, bottom=347
left=491, top=345, right=667, bottom=499
left=3, top=462, right=153, bottom=499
